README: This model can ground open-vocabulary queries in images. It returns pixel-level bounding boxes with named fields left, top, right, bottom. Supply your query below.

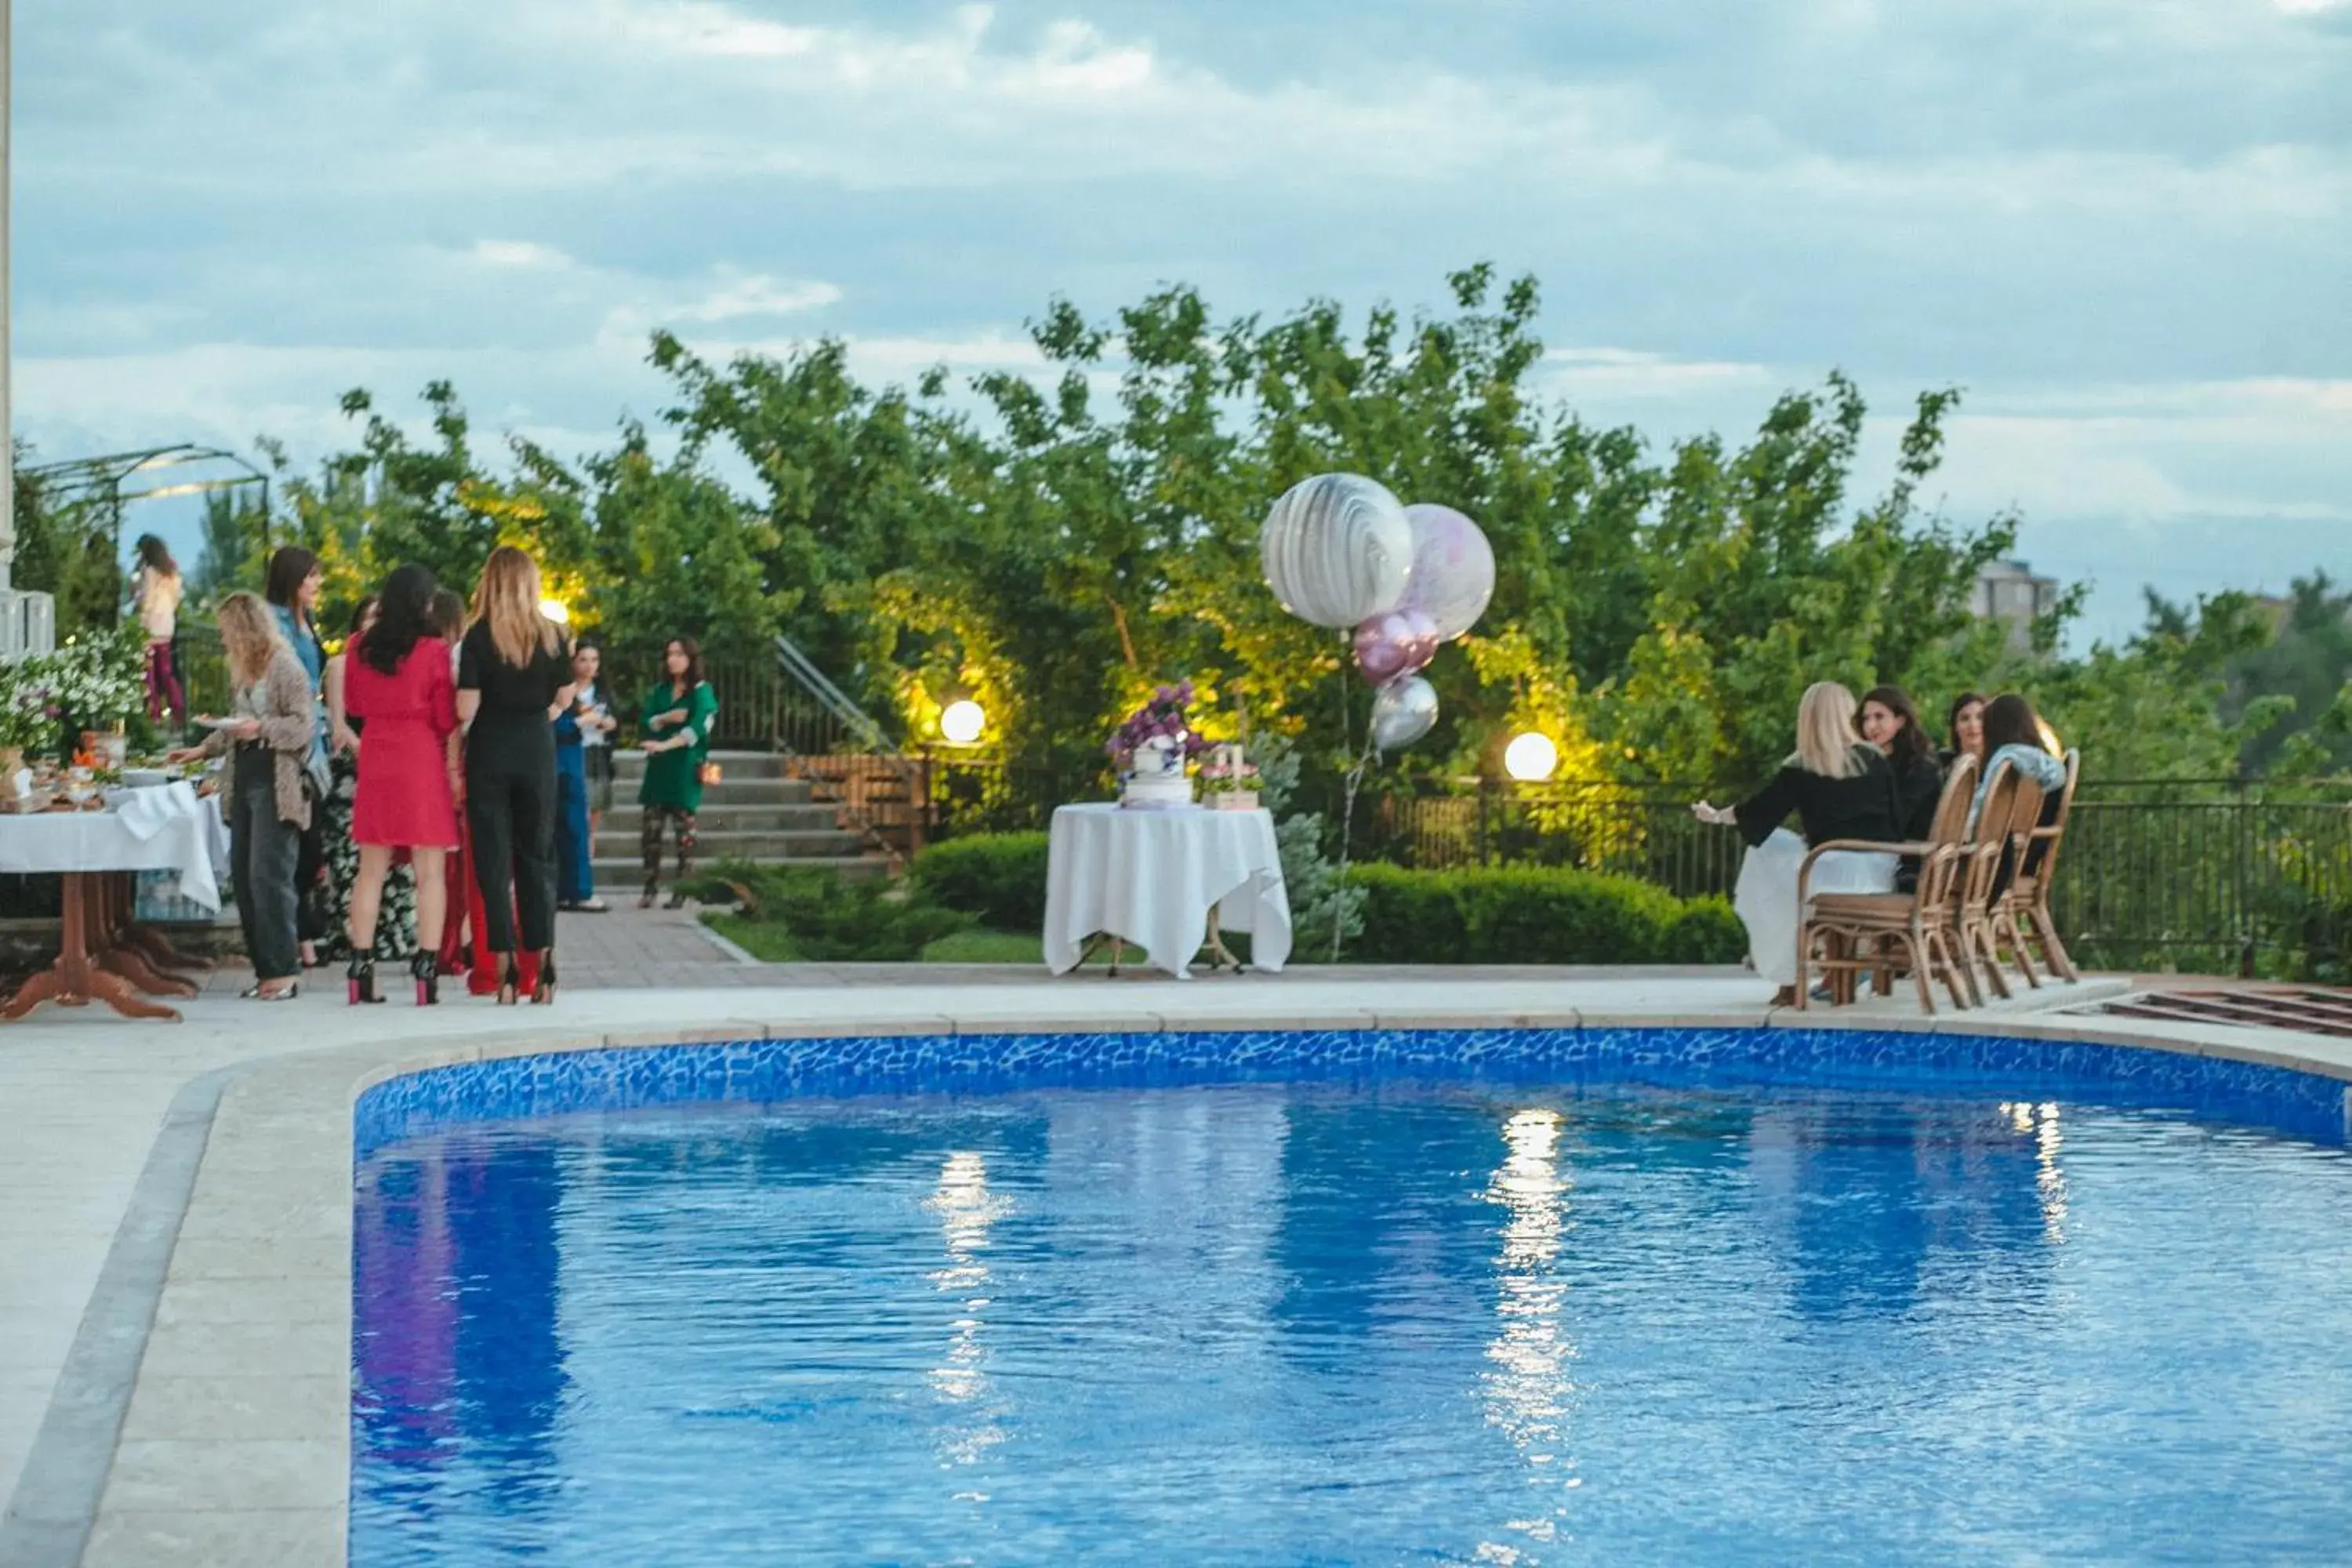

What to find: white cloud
left=471, top=240, right=575, bottom=270
left=1541, top=348, right=1777, bottom=401
left=12, top=0, right=2345, bottom=645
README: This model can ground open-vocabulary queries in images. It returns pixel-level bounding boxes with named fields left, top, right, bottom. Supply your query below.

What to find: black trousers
left=466, top=720, right=559, bottom=955
left=230, top=746, right=303, bottom=980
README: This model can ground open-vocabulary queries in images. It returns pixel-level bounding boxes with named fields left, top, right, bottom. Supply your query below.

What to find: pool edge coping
left=47, top=986, right=2352, bottom=1566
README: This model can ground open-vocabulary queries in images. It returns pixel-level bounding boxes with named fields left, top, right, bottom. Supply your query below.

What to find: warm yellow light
left=539, top=598, right=570, bottom=625
left=1503, top=731, right=1559, bottom=782
left=939, top=699, right=986, bottom=746
left=2035, top=717, right=2062, bottom=756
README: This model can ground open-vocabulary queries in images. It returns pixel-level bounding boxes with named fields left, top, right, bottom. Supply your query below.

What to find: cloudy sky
left=16, top=0, right=2350, bottom=641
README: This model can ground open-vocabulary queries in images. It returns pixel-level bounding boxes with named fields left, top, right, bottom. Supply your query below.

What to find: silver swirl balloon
left=1368, top=673, right=1439, bottom=753
left=1259, top=474, right=1414, bottom=629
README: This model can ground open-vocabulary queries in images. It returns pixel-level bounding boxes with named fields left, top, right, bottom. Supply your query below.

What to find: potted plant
left=0, top=663, right=60, bottom=804
left=48, top=623, right=147, bottom=766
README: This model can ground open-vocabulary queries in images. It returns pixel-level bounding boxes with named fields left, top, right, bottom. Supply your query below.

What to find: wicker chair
left=1994, top=750, right=2081, bottom=986
left=1955, top=763, right=2045, bottom=1004
left=1794, top=753, right=1979, bottom=1014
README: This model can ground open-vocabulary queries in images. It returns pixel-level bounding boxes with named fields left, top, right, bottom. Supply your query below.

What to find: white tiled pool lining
left=5, top=971, right=2351, bottom=1566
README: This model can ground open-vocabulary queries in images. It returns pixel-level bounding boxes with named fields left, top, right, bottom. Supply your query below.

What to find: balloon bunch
left=1258, top=474, right=1494, bottom=753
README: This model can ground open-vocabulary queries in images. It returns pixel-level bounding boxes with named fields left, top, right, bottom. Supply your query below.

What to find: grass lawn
left=700, top=913, right=1049, bottom=965
left=918, top=927, right=1047, bottom=964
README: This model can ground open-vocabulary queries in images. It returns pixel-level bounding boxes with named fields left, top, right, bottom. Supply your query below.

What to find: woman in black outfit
left=1693, top=681, right=1904, bottom=1004
left=456, top=546, right=575, bottom=1004
left=1860, top=684, right=1944, bottom=840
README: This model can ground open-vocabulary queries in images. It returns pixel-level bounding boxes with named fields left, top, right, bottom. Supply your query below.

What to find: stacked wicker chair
left=1951, top=762, right=2041, bottom=1004
left=1793, top=753, right=1980, bottom=1014
left=1993, top=750, right=2081, bottom=987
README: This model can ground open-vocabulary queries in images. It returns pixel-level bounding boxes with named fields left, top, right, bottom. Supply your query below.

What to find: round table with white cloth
left=0, top=782, right=228, bottom=1020
left=1044, top=804, right=1293, bottom=978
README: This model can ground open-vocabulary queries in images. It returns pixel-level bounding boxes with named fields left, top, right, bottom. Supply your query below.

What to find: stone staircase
left=595, top=750, right=884, bottom=884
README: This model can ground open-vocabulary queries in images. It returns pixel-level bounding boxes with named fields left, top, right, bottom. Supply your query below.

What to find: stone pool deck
left=1, top=905, right=2347, bottom=1565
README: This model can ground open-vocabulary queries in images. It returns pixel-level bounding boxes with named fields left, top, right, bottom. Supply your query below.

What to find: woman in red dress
left=343, top=563, right=462, bottom=1004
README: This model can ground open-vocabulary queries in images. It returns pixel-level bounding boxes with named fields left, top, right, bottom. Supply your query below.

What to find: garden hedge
left=1345, top=862, right=1742, bottom=965
left=910, top=831, right=1053, bottom=934
left=915, top=831, right=1744, bottom=965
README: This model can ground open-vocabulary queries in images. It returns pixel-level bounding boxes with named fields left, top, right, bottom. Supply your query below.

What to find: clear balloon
left=1368, top=673, right=1439, bottom=753
left=1399, top=503, right=1495, bottom=642
left=1352, top=608, right=1439, bottom=685
left=1260, top=474, right=1414, bottom=629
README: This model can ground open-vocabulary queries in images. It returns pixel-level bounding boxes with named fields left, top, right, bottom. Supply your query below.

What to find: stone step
left=599, top=802, right=841, bottom=833
left=601, top=776, right=817, bottom=808
left=593, top=827, right=867, bottom=860
left=590, top=855, right=888, bottom=883
left=609, top=749, right=790, bottom=779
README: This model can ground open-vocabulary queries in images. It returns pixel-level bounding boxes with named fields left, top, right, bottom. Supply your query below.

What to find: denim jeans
left=230, top=746, right=302, bottom=980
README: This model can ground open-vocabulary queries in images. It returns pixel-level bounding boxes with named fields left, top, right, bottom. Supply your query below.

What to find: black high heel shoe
left=531, top=950, right=557, bottom=1005
left=495, top=955, right=520, bottom=1006
left=347, top=954, right=382, bottom=1005
left=412, top=951, right=440, bottom=1006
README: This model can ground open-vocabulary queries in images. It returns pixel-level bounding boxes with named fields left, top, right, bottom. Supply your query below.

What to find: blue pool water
left=353, top=1047, right=2352, bottom=1566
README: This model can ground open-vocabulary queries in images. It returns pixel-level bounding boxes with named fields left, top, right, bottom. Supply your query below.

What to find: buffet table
left=1044, top=803, right=1293, bottom=978
left=0, top=782, right=227, bottom=1021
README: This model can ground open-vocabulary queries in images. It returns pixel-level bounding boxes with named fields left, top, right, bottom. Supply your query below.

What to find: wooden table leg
left=109, top=873, right=213, bottom=976
left=1203, top=907, right=1241, bottom=974
left=1074, top=932, right=1128, bottom=977
left=99, top=942, right=201, bottom=998
left=87, top=874, right=199, bottom=993
left=2, top=873, right=181, bottom=1022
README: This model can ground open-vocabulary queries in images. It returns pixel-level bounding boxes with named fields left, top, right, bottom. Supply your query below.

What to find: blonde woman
left=1693, top=682, right=1904, bottom=1005
left=166, top=591, right=318, bottom=1000
left=456, top=546, right=574, bottom=1004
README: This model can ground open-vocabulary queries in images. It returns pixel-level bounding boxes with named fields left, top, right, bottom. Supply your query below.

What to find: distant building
left=1972, top=559, right=2059, bottom=651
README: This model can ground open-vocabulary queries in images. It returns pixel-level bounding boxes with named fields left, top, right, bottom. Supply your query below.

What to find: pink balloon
left=1399, top=503, right=1495, bottom=642
left=1353, top=609, right=1439, bottom=685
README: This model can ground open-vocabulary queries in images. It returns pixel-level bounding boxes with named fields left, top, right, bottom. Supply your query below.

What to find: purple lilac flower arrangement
left=1107, top=681, right=1210, bottom=768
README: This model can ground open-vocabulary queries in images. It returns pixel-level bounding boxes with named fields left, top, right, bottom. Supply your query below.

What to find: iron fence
left=598, top=641, right=852, bottom=754
left=1350, top=775, right=2352, bottom=981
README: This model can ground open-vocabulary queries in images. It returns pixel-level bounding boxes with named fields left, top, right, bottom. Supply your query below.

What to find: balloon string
left=1331, top=735, right=1375, bottom=963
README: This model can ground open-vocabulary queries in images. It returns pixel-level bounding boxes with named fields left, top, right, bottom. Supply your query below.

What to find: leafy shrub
left=1346, top=863, right=1744, bottom=965
left=911, top=832, right=1051, bottom=932
left=1662, top=897, right=1747, bottom=964
left=686, top=861, right=972, bottom=961
left=908, top=834, right=1750, bottom=966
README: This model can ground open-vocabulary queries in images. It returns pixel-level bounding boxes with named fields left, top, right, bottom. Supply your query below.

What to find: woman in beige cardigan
left=169, top=591, right=316, bottom=999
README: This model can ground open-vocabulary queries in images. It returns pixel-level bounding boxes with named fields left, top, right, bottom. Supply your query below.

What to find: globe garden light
left=939, top=699, right=986, bottom=746
left=1503, top=731, right=1559, bottom=782
left=539, top=598, right=570, bottom=625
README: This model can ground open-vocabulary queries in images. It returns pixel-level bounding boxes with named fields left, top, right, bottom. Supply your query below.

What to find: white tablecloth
left=0, top=782, right=227, bottom=911
left=1044, top=803, right=1292, bottom=978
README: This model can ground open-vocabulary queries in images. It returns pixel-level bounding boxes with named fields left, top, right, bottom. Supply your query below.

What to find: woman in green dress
left=637, top=635, right=718, bottom=909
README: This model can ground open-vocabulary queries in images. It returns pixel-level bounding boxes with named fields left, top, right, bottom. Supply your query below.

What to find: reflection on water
left=354, top=1086, right=2352, bottom=1567
left=925, top=1150, right=1012, bottom=1478
left=2002, top=1101, right=2071, bottom=1243
left=1478, top=1109, right=1577, bottom=1564
left=355, top=1141, right=570, bottom=1523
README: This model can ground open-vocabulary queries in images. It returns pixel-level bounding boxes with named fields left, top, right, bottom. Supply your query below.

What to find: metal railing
left=1352, top=775, right=2352, bottom=981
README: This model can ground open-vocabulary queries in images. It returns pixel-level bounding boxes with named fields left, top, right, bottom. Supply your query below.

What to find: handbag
left=697, top=760, right=723, bottom=787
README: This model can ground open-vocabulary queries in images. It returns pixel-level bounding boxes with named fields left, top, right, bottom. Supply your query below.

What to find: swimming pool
left=351, top=1029, right=2352, bottom=1566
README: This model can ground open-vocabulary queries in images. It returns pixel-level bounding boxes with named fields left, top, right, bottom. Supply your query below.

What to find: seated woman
left=1969, top=692, right=2067, bottom=828
left=1694, top=682, right=1904, bottom=1006
left=1860, top=684, right=1943, bottom=840
left=1940, top=691, right=1986, bottom=773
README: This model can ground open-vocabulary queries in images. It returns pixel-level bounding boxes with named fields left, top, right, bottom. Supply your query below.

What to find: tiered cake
left=1119, top=735, right=1195, bottom=810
